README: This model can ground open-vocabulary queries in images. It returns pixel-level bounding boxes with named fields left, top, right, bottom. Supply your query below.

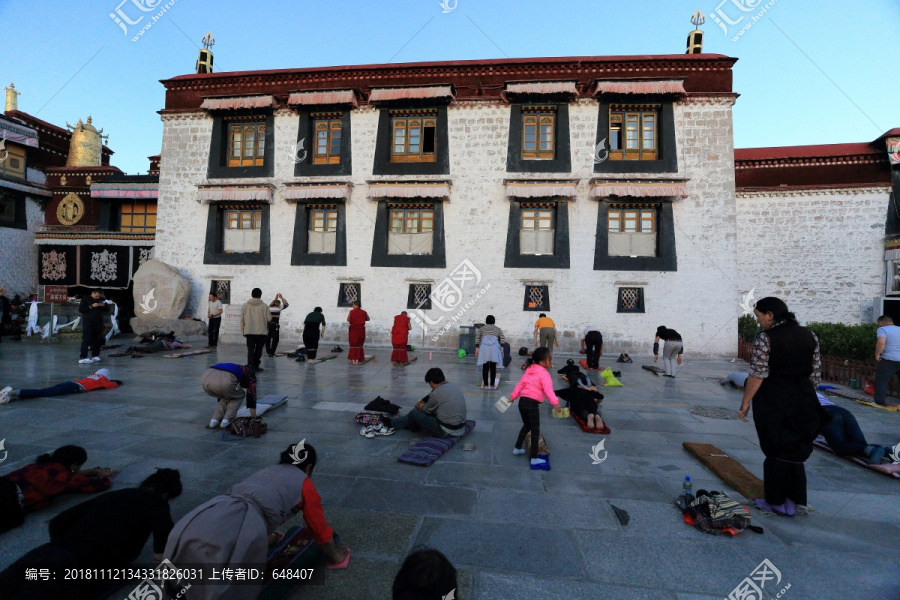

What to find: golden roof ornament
left=4, top=83, right=20, bottom=112
left=686, top=10, right=705, bottom=54
left=65, top=115, right=109, bottom=167
left=196, top=32, right=215, bottom=74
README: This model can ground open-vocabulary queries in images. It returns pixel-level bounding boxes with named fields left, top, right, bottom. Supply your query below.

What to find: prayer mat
left=855, top=399, right=900, bottom=412
left=682, top=442, right=765, bottom=502
left=578, top=359, right=602, bottom=372
left=353, top=354, right=376, bottom=365
left=642, top=365, right=666, bottom=376
left=307, top=355, right=337, bottom=364
left=397, top=420, right=476, bottom=466
left=258, top=526, right=323, bottom=600
left=163, top=349, right=210, bottom=359
left=394, top=356, right=418, bottom=366
left=572, top=412, right=611, bottom=434
left=523, top=432, right=550, bottom=456
left=237, top=395, right=287, bottom=419
left=813, top=437, right=900, bottom=478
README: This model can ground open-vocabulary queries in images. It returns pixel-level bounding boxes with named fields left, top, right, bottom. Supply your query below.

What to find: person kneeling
left=556, top=378, right=606, bottom=431
left=379, top=368, right=467, bottom=438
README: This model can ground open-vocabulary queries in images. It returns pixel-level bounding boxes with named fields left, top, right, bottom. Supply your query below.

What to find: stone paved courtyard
left=0, top=339, right=898, bottom=599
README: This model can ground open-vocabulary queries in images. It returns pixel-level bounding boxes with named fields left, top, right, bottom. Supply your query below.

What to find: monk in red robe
left=346, top=301, right=370, bottom=364
left=391, top=311, right=412, bottom=365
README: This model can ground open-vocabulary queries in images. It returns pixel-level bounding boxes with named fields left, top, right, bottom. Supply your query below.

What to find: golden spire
left=4, top=83, right=20, bottom=112
left=65, top=115, right=109, bottom=167
left=196, top=32, right=215, bottom=74
left=686, top=10, right=705, bottom=54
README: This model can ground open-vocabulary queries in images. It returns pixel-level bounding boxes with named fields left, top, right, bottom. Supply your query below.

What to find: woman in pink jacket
left=510, top=347, right=559, bottom=470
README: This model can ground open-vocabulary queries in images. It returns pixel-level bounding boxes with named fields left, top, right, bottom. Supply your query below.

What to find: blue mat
left=397, top=420, right=476, bottom=466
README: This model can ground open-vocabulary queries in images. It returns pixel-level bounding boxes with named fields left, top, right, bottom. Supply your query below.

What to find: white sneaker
left=208, top=419, right=220, bottom=429
left=360, top=425, right=376, bottom=438
left=220, top=419, right=231, bottom=429
left=91, top=356, right=101, bottom=362
left=0, top=386, right=12, bottom=405
left=513, top=448, right=526, bottom=455
left=78, top=358, right=93, bottom=364
left=373, top=424, right=395, bottom=436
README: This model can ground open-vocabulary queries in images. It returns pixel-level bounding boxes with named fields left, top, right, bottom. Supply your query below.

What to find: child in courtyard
left=509, top=347, right=560, bottom=470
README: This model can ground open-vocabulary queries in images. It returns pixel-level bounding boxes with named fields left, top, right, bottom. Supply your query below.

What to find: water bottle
left=682, top=475, right=692, bottom=499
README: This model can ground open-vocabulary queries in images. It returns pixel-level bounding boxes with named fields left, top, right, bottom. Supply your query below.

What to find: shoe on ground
left=616, top=354, right=625, bottom=363
left=255, top=367, right=265, bottom=372
left=0, top=386, right=12, bottom=405
left=220, top=419, right=231, bottom=428
left=91, top=356, right=101, bottom=362
left=513, top=448, right=526, bottom=455
left=373, top=424, right=395, bottom=436
left=78, top=358, right=93, bottom=364
left=529, top=458, right=550, bottom=471
left=623, top=355, right=633, bottom=363
left=360, top=425, right=376, bottom=438
left=207, top=419, right=220, bottom=429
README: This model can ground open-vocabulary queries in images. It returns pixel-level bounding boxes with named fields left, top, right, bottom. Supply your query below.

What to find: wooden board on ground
left=307, top=355, right=337, bottom=364
left=523, top=432, right=550, bottom=456
left=359, top=354, right=376, bottom=364
left=855, top=399, right=900, bottom=412
left=813, top=438, right=900, bottom=479
left=682, top=442, right=765, bottom=502
left=642, top=365, right=666, bottom=376
left=163, top=349, right=211, bottom=359
left=394, top=356, right=418, bottom=367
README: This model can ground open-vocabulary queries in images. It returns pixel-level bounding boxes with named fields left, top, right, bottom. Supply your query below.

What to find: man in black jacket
left=78, top=289, right=108, bottom=364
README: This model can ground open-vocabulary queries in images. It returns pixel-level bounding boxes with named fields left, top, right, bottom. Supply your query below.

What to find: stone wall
left=736, top=187, right=889, bottom=324
left=0, top=198, right=41, bottom=297
left=155, top=98, right=739, bottom=355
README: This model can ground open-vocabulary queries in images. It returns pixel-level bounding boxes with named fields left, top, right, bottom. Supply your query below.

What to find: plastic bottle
left=682, top=475, right=692, bottom=498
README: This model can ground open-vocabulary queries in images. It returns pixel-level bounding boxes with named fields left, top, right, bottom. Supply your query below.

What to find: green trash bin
left=458, top=326, right=476, bottom=355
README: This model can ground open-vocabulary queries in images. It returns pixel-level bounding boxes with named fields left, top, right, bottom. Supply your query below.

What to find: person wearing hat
left=0, top=369, right=121, bottom=404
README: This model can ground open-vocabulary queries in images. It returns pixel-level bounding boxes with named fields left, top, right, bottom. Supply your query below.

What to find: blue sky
left=2, top=0, right=897, bottom=174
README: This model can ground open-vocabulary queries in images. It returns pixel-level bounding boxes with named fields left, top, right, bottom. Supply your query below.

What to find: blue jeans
left=18, top=381, right=82, bottom=400
left=821, top=405, right=868, bottom=458
left=391, top=408, right=455, bottom=438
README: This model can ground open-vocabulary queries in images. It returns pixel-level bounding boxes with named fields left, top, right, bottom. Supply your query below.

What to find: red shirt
left=5, top=462, right=112, bottom=512
left=75, top=374, right=119, bottom=393
left=298, top=478, right=333, bottom=545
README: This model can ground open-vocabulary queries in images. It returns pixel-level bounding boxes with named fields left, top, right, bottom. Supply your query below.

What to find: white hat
left=95, top=368, right=111, bottom=379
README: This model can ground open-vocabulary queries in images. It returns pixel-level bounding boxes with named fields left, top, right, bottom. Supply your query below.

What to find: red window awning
left=91, top=185, right=158, bottom=200
left=196, top=186, right=274, bottom=203
left=590, top=181, right=687, bottom=199
left=369, top=86, right=454, bottom=102
left=367, top=183, right=451, bottom=199
left=200, top=96, right=275, bottom=110
left=288, top=91, right=358, bottom=107
left=284, top=185, right=351, bottom=201
left=505, top=82, right=577, bottom=95
left=505, top=182, right=577, bottom=199
left=594, top=80, right=686, bottom=96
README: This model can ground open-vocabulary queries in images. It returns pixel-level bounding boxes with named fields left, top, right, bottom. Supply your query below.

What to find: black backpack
left=518, top=346, right=529, bottom=356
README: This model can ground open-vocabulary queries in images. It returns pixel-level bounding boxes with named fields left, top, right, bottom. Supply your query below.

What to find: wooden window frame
left=313, top=113, right=342, bottom=165
left=608, top=206, right=657, bottom=233
left=308, top=207, right=339, bottom=233
left=522, top=107, right=556, bottom=160
left=608, top=105, right=659, bottom=161
left=390, top=111, right=437, bottom=163
left=226, top=117, right=267, bottom=167
left=389, top=207, right=435, bottom=234
left=119, top=201, right=157, bottom=234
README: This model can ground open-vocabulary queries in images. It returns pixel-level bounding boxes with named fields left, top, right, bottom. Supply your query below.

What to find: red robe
left=391, top=314, right=411, bottom=363
left=347, top=308, right=369, bottom=361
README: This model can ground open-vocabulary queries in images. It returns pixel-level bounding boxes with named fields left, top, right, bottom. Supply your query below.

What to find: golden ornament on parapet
left=60, top=175, right=67, bottom=186
left=57, top=192, right=85, bottom=225
left=85, top=175, right=92, bottom=185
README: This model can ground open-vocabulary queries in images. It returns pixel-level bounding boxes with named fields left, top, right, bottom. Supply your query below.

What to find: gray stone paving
left=1, top=339, right=899, bottom=599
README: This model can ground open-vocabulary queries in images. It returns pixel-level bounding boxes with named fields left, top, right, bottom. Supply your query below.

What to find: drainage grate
left=690, top=406, right=737, bottom=420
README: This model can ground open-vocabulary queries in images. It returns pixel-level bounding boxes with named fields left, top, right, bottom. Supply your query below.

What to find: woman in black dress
left=738, top=297, right=827, bottom=516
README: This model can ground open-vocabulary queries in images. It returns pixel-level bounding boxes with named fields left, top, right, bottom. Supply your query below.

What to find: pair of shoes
left=616, top=353, right=626, bottom=363
left=373, top=423, right=394, bottom=436
left=513, top=447, right=526, bottom=455
left=207, top=419, right=220, bottom=429
left=623, top=355, right=633, bottom=363
left=612, top=371, right=621, bottom=377
left=78, top=358, right=92, bottom=364
left=0, top=386, right=12, bottom=405
left=529, top=457, right=551, bottom=471
left=327, top=548, right=351, bottom=570
left=360, top=425, right=376, bottom=438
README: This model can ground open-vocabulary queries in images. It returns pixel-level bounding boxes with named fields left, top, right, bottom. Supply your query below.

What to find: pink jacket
left=510, top=364, right=560, bottom=406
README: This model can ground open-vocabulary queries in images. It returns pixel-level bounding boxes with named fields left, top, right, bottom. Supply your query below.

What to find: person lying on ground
left=720, top=371, right=749, bottom=388
left=555, top=378, right=606, bottom=431
left=2, top=445, right=117, bottom=516
left=817, top=392, right=897, bottom=465
left=165, top=444, right=348, bottom=600
left=0, top=469, right=181, bottom=600
left=557, top=359, right=598, bottom=390
left=378, top=368, right=468, bottom=438
left=121, top=338, right=188, bottom=355
left=0, top=369, right=121, bottom=404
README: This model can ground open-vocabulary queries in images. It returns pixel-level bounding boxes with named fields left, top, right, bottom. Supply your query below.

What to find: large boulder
left=129, top=316, right=207, bottom=338
left=132, top=260, right=191, bottom=320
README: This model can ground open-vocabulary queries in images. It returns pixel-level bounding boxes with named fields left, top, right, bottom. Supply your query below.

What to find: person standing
left=533, top=313, right=559, bottom=350
left=206, top=292, right=223, bottom=349
left=738, top=297, right=827, bottom=517
left=391, top=311, right=412, bottom=366
left=509, top=347, right=560, bottom=470
left=78, top=289, right=108, bottom=364
left=873, top=315, right=900, bottom=406
left=241, top=288, right=270, bottom=371
left=653, top=326, right=683, bottom=377
left=302, top=307, right=327, bottom=360
left=346, top=301, right=370, bottom=365
left=581, top=326, right=604, bottom=370
left=265, top=293, right=289, bottom=357
left=475, top=315, right=505, bottom=389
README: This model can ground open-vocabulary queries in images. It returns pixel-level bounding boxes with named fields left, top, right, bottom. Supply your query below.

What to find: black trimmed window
left=609, top=104, right=659, bottom=161
left=370, top=200, right=446, bottom=268
left=0, top=191, right=26, bottom=230
left=522, top=107, right=556, bottom=160
left=291, top=202, right=347, bottom=266
left=313, top=113, right=342, bottom=164
left=408, top=283, right=432, bottom=310
left=208, top=113, right=274, bottom=179
left=211, top=280, right=231, bottom=304
left=520, top=204, right=555, bottom=255
left=308, top=206, right=339, bottom=254
left=227, top=118, right=266, bottom=167
left=224, top=208, right=262, bottom=253
left=389, top=205, right=434, bottom=255
left=608, top=204, right=658, bottom=257
left=338, top=283, right=361, bottom=307
left=204, top=203, right=271, bottom=265
left=617, top=287, right=645, bottom=313
left=391, top=111, right=437, bottom=163
left=523, top=285, right=550, bottom=311
left=504, top=200, right=569, bottom=269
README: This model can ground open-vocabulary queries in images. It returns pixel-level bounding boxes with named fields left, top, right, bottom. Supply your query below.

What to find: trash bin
left=458, top=326, right=476, bottom=355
